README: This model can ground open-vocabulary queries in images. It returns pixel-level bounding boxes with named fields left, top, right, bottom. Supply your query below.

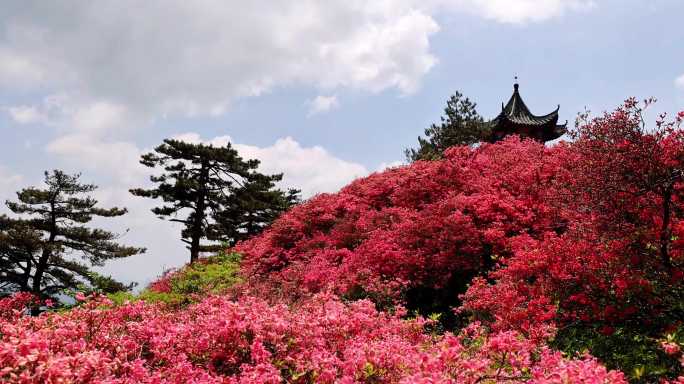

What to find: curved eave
left=495, top=111, right=559, bottom=126
left=533, top=104, right=560, bottom=120
left=541, top=121, right=568, bottom=142
left=553, top=120, right=568, bottom=137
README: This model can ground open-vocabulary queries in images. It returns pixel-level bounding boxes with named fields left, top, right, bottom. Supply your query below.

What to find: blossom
left=662, top=341, right=682, bottom=356
left=0, top=292, right=625, bottom=383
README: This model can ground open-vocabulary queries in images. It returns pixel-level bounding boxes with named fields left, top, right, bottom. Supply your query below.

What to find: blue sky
left=1, top=0, right=683, bottom=287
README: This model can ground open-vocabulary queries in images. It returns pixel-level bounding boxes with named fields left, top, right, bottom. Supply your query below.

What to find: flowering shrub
left=237, top=137, right=564, bottom=317
left=235, top=100, right=684, bottom=380
left=0, top=292, right=625, bottom=383
left=458, top=100, right=684, bottom=381
left=0, top=292, right=36, bottom=320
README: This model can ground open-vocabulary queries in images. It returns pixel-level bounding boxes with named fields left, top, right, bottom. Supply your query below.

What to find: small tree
left=405, top=91, right=487, bottom=161
left=131, top=139, right=298, bottom=263
left=0, top=170, right=144, bottom=301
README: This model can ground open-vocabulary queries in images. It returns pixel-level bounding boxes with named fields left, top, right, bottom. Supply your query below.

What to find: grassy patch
left=109, top=251, right=242, bottom=307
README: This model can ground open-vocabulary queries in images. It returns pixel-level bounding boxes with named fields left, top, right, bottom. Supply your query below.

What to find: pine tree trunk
left=190, top=199, right=205, bottom=263
left=30, top=248, right=50, bottom=316
left=190, top=160, right=210, bottom=263
left=190, top=236, right=200, bottom=263
left=20, top=258, right=32, bottom=292
left=31, top=199, right=57, bottom=314
left=32, top=251, right=49, bottom=295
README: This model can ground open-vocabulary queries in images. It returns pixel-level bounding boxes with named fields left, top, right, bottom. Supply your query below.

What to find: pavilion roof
left=488, top=82, right=567, bottom=142
left=492, top=83, right=561, bottom=126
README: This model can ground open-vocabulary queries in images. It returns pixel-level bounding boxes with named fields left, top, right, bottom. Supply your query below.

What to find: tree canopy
left=131, top=139, right=299, bottom=263
left=405, top=90, right=488, bottom=161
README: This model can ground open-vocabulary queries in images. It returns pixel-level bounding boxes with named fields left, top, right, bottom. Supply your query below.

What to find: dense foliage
left=461, top=100, right=684, bottom=380
left=131, top=139, right=299, bottom=263
left=238, top=129, right=564, bottom=320
left=0, top=170, right=144, bottom=303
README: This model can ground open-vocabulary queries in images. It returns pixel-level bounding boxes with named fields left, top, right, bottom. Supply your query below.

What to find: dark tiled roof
left=489, top=83, right=567, bottom=142
left=494, top=83, right=559, bottom=126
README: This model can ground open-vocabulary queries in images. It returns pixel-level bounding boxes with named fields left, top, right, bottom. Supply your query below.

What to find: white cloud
left=69, top=102, right=131, bottom=135
left=307, top=95, right=340, bottom=116
left=235, top=137, right=369, bottom=197
left=6, top=94, right=140, bottom=140
left=46, top=135, right=146, bottom=186
left=676, top=73, right=684, bottom=90
left=377, top=160, right=405, bottom=171
left=0, top=1, right=595, bottom=123
left=6, top=105, right=45, bottom=124
left=0, top=166, right=23, bottom=194
left=173, top=133, right=368, bottom=197
left=0, top=1, right=441, bottom=120
left=0, top=166, right=24, bottom=214
left=445, top=0, right=596, bottom=24
left=0, top=48, right=45, bottom=88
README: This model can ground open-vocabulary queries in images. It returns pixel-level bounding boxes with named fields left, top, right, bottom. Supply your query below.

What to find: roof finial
left=514, top=76, right=519, bottom=91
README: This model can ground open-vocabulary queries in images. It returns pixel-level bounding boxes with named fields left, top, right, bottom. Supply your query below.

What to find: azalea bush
left=460, top=101, right=684, bottom=381
left=0, top=292, right=36, bottom=319
left=0, top=292, right=626, bottom=383
left=235, top=100, right=684, bottom=381
left=237, top=134, right=565, bottom=326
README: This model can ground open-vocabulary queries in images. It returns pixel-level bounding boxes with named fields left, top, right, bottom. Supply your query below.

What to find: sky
left=1, top=0, right=683, bottom=288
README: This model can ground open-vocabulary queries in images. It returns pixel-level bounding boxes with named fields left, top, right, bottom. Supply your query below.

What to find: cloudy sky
left=1, top=0, right=682, bottom=288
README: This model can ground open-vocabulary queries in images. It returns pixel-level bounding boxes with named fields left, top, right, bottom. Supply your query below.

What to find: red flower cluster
left=238, top=101, right=684, bottom=336
left=0, top=293, right=625, bottom=383
left=462, top=101, right=684, bottom=337
left=237, top=138, right=564, bottom=305
left=234, top=101, right=684, bottom=380
left=0, top=292, right=35, bottom=320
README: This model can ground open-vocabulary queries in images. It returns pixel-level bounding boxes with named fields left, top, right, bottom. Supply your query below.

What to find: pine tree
left=0, top=170, right=144, bottom=300
left=405, top=91, right=487, bottom=161
left=131, top=139, right=299, bottom=262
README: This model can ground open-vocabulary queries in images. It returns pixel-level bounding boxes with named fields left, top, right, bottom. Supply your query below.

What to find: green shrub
left=553, top=324, right=683, bottom=383
left=108, top=251, right=242, bottom=307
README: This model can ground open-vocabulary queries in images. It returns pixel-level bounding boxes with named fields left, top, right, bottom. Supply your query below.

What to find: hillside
left=2, top=101, right=684, bottom=383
